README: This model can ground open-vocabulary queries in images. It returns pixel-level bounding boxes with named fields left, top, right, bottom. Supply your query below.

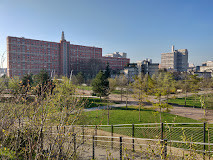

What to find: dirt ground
left=77, top=89, right=213, bottom=123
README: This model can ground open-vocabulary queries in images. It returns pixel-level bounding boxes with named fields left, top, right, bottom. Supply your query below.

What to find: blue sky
left=0, top=0, right=213, bottom=67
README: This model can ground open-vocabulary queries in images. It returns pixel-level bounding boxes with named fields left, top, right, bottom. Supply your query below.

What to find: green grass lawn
left=81, top=97, right=115, bottom=108
left=168, top=96, right=201, bottom=108
left=168, top=93, right=213, bottom=109
left=76, top=85, right=92, bottom=91
left=76, top=106, right=210, bottom=147
left=111, top=90, right=133, bottom=95
left=78, top=106, right=200, bottom=125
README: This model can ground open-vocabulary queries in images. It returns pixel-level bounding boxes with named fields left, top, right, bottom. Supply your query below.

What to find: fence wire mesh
left=40, top=123, right=213, bottom=159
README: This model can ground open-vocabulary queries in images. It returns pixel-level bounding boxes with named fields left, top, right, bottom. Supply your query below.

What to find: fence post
left=203, top=122, right=206, bottom=159
left=73, top=133, right=76, bottom=158
left=107, top=105, right=110, bottom=125
left=132, top=123, right=135, bottom=151
left=71, top=125, right=74, bottom=133
left=95, top=125, right=97, bottom=146
left=120, top=137, right=122, bottom=160
left=111, top=124, right=113, bottom=149
left=163, top=139, right=167, bottom=159
left=40, top=128, right=43, bottom=160
left=161, top=123, right=164, bottom=140
left=93, top=135, right=95, bottom=160
left=82, top=125, right=84, bottom=144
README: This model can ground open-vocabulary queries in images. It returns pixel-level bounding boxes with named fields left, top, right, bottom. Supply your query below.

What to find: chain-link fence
left=75, top=123, right=213, bottom=159
left=41, top=123, right=213, bottom=159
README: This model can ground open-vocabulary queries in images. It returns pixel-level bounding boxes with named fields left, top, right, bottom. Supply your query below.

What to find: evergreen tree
left=104, top=62, right=111, bottom=79
left=21, top=73, right=33, bottom=86
left=92, top=71, right=109, bottom=100
left=34, top=70, right=50, bottom=86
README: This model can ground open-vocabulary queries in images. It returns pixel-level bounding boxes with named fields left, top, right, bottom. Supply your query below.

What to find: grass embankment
left=168, top=93, right=213, bottom=109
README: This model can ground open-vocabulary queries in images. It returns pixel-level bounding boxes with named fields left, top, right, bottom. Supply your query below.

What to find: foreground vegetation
left=0, top=69, right=212, bottom=159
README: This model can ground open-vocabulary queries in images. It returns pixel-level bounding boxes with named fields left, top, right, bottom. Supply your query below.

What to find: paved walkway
left=84, top=103, right=128, bottom=112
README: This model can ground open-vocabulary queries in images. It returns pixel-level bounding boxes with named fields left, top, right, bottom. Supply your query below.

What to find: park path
left=84, top=103, right=213, bottom=123
left=79, top=89, right=213, bottom=123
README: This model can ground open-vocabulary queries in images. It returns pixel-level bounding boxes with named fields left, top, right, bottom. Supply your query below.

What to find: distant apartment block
left=104, top=52, right=127, bottom=58
left=195, top=60, right=213, bottom=77
left=137, top=59, right=159, bottom=76
left=161, top=45, right=188, bottom=72
left=7, top=32, right=130, bottom=77
left=199, top=61, right=213, bottom=72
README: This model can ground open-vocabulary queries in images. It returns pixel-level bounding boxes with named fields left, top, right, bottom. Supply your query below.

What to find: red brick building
left=7, top=32, right=130, bottom=77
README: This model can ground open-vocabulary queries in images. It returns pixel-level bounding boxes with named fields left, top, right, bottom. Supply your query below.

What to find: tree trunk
left=126, top=88, right=128, bottom=109
left=139, top=105, right=141, bottom=122
left=193, top=94, right=196, bottom=108
left=121, top=88, right=123, bottom=102
left=185, top=91, right=187, bottom=106
left=107, top=105, right=109, bottom=125
left=159, top=97, right=162, bottom=123
left=166, top=94, right=168, bottom=104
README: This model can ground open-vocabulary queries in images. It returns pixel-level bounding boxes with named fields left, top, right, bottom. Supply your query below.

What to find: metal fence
left=42, top=123, right=213, bottom=159
left=75, top=123, right=213, bottom=159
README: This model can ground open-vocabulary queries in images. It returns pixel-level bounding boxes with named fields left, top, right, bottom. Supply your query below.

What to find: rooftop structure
left=161, top=45, right=188, bottom=72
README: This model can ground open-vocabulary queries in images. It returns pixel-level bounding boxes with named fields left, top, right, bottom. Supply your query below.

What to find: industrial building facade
left=161, top=45, right=188, bottom=72
left=7, top=32, right=130, bottom=77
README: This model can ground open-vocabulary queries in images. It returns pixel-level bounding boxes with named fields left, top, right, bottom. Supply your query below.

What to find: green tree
left=33, top=70, right=52, bottom=97
left=108, top=77, right=117, bottom=92
left=8, top=76, right=21, bottom=95
left=180, top=73, right=200, bottom=107
left=104, top=62, right=111, bottom=79
left=92, top=71, right=109, bottom=100
left=34, top=70, right=50, bottom=86
left=75, top=72, right=84, bottom=85
left=162, top=72, right=176, bottom=104
left=189, top=74, right=201, bottom=108
left=117, top=74, right=128, bottom=101
left=132, top=74, right=148, bottom=121
left=21, top=73, right=33, bottom=86
left=151, top=72, right=172, bottom=122
left=0, top=76, right=9, bottom=92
